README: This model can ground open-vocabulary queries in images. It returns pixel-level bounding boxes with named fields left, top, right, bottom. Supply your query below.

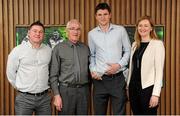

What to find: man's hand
left=106, top=63, right=121, bottom=75
left=149, top=95, right=159, bottom=108
left=91, top=72, right=102, bottom=80
left=54, top=95, right=63, bottom=111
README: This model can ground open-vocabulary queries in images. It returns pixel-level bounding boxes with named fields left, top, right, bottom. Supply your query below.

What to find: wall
left=0, top=0, right=179, bottom=115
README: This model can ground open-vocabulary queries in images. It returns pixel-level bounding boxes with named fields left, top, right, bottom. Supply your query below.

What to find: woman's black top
left=130, top=42, right=149, bottom=89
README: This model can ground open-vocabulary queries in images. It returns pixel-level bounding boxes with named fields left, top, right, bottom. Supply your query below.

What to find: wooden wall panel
left=44, top=0, right=49, bottom=24
left=0, top=0, right=179, bottom=115
left=24, top=0, right=29, bottom=24
left=165, top=0, right=171, bottom=114
left=170, top=0, right=176, bottom=114
left=39, top=0, right=45, bottom=24
left=54, top=0, right=60, bottom=24
left=176, top=0, right=180, bottom=114
left=0, top=0, right=4, bottom=114
left=59, top=0, right=65, bottom=24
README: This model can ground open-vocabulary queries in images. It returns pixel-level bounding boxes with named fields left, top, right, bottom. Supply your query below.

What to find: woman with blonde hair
left=127, top=15, right=165, bottom=115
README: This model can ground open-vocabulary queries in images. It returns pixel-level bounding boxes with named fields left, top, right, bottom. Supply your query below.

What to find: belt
left=103, top=71, right=123, bottom=77
left=18, top=89, right=48, bottom=96
left=59, top=82, right=88, bottom=88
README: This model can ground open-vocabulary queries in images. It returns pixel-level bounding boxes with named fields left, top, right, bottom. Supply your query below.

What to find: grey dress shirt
left=49, top=40, right=90, bottom=95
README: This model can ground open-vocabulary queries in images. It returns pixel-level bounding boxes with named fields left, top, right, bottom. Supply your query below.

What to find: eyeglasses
left=68, top=27, right=81, bottom=32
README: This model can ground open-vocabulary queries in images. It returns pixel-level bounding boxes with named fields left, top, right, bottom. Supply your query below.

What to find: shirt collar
left=67, top=39, right=81, bottom=47
left=26, top=40, right=43, bottom=49
left=97, top=23, right=114, bottom=32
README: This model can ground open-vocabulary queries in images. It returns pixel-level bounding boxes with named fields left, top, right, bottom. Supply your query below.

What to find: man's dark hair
left=95, top=2, right=111, bottom=14
left=29, top=20, right=45, bottom=31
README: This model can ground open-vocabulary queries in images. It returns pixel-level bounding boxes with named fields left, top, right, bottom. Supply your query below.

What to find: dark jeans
left=129, top=84, right=158, bottom=115
left=58, top=84, right=89, bottom=115
left=93, top=72, right=127, bottom=115
left=15, top=92, right=51, bottom=115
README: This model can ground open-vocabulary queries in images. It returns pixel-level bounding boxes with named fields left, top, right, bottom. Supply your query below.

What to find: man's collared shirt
left=88, top=23, right=131, bottom=76
left=6, top=41, right=52, bottom=93
left=49, top=40, right=90, bottom=95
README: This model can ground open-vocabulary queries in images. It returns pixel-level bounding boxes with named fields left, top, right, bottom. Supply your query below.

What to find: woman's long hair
left=134, top=15, right=159, bottom=48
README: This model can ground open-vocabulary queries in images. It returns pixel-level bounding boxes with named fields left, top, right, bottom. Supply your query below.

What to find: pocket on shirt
left=60, top=58, right=73, bottom=70
left=61, top=58, right=72, bottom=64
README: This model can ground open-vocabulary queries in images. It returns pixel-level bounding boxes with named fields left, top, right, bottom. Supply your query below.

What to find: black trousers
left=93, top=72, right=127, bottom=115
left=129, top=83, right=158, bottom=115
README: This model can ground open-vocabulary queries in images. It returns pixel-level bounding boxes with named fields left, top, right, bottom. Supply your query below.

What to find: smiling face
left=66, top=20, right=81, bottom=44
left=95, top=9, right=111, bottom=27
left=137, top=19, right=152, bottom=39
left=28, top=25, right=44, bottom=45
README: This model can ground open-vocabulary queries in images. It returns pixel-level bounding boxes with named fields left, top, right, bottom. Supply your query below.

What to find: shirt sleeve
left=6, top=48, right=20, bottom=89
left=88, top=32, right=96, bottom=72
left=118, top=27, right=131, bottom=68
left=49, top=46, right=61, bottom=96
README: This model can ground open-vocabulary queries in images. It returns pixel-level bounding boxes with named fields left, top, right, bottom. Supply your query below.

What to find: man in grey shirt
left=6, top=21, right=52, bottom=115
left=49, top=19, right=90, bottom=115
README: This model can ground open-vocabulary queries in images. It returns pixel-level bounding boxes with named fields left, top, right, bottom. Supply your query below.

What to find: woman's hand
left=149, top=95, right=159, bottom=108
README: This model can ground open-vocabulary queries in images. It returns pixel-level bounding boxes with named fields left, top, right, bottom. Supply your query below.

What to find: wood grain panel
left=29, top=0, right=34, bottom=23
left=54, top=0, right=59, bottom=24
left=141, top=0, right=145, bottom=16
left=14, top=0, right=19, bottom=24
left=146, top=0, right=151, bottom=16
left=75, top=0, right=79, bottom=21
left=69, top=0, right=75, bottom=19
left=160, top=1, right=166, bottom=114
left=120, top=0, right=125, bottom=24
left=0, top=0, right=179, bottom=115
left=24, top=0, right=29, bottom=24
left=18, top=0, right=24, bottom=24
left=161, top=0, right=166, bottom=24
left=0, top=0, right=4, bottom=114
left=49, top=0, right=54, bottom=24
left=80, top=0, right=85, bottom=43
left=44, top=0, right=49, bottom=24
left=165, top=0, right=171, bottom=114
left=84, top=0, right=90, bottom=43
left=111, top=0, right=115, bottom=23
left=59, top=0, right=65, bottom=24
left=170, top=0, right=176, bottom=114
left=34, top=0, right=40, bottom=21
left=115, top=0, right=120, bottom=24
left=136, top=0, right=141, bottom=21
left=3, top=0, right=10, bottom=114
left=156, top=0, right=161, bottom=23
left=151, top=0, right=156, bottom=20
left=175, top=0, right=180, bottom=114
left=130, top=0, right=135, bottom=24
left=90, top=0, right=95, bottom=29
left=65, top=0, right=69, bottom=23
left=170, top=0, right=176, bottom=115
left=39, top=0, right=45, bottom=23
left=8, top=0, right=15, bottom=113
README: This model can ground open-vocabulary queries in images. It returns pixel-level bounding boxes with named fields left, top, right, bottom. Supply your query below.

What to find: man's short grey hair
left=66, top=19, right=82, bottom=29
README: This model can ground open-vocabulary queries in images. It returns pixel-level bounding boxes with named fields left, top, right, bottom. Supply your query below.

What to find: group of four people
left=6, top=2, right=165, bottom=115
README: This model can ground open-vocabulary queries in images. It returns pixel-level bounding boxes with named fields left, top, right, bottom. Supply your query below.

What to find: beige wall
left=0, top=0, right=180, bottom=115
